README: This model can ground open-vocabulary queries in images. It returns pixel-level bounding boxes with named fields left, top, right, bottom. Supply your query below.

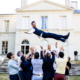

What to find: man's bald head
left=48, top=44, right=51, bottom=50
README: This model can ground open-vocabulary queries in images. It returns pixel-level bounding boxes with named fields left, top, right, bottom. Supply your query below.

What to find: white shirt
left=28, top=28, right=43, bottom=37
left=53, top=48, right=60, bottom=70
left=18, top=57, right=23, bottom=71
left=31, top=59, right=43, bottom=75
left=28, top=28, right=35, bottom=34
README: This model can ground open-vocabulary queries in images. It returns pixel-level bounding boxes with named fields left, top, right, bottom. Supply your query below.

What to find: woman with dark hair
left=19, top=47, right=35, bottom=80
left=19, top=55, right=32, bottom=80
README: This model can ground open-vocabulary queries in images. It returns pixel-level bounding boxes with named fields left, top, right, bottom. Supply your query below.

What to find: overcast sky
left=0, top=0, right=80, bottom=14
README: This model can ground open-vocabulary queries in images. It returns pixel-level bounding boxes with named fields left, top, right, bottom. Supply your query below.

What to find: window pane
left=41, top=17, right=48, bottom=29
left=2, top=41, right=8, bottom=54
left=22, top=40, right=29, bottom=44
left=26, top=46, right=29, bottom=54
left=3, top=20, right=9, bottom=32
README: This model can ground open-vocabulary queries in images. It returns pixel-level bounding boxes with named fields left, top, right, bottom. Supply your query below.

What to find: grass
left=0, top=74, right=80, bottom=80
left=0, top=73, right=9, bottom=80
left=70, top=60, right=80, bottom=62
left=70, top=76, right=80, bottom=80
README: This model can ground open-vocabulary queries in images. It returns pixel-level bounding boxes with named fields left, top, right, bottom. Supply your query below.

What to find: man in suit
left=25, top=21, right=70, bottom=42
left=40, top=46, right=55, bottom=80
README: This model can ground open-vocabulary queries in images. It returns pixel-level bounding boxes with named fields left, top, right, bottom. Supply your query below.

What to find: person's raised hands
left=60, top=46, right=64, bottom=52
left=55, top=42, right=57, bottom=48
left=40, top=46, right=43, bottom=50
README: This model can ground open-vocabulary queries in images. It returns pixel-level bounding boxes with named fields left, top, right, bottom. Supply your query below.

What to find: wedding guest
left=54, top=46, right=67, bottom=80
left=7, top=52, right=19, bottom=80
left=17, top=51, right=24, bottom=80
left=53, top=42, right=60, bottom=77
left=31, top=52, right=43, bottom=80
left=65, top=57, right=71, bottom=80
left=40, top=46, right=55, bottom=80
left=19, top=55, right=32, bottom=80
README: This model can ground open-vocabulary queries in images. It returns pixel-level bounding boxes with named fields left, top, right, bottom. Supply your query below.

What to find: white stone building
left=0, top=0, right=80, bottom=60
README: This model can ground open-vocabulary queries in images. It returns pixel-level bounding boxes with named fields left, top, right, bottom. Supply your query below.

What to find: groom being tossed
left=25, top=21, right=70, bottom=42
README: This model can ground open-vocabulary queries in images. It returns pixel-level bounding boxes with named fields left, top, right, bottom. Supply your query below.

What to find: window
left=3, top=20, right=9, bottom=32
left=21, top=40, right=29, bottom=55
left=41, top=17, right=48, bottom=29
left=59, top=16, right=67, bottom=29
left=2, top=41, right=8, bottom=54
left=22, top=17, right=30, bottom=29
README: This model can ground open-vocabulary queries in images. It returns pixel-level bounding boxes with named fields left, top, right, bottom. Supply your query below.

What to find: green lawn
left=0, top=73, right=80, bottom=80
left=0, top=73, right=9, bottom=80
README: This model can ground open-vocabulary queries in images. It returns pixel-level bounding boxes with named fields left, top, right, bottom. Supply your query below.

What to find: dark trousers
left=42, top=32, right=66, bottom=42
left=18, top=71, right=24, bottom=80
left=43, top=75, right=53, bottom=80
left=53, top=70, right=56, bottom=77
left=54, top=73, right=65, bottom=80
left=10, top=74, right=19, bottom=80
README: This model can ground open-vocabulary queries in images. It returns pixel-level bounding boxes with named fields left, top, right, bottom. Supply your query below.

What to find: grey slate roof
left=74, top=10, right=80, bottom=14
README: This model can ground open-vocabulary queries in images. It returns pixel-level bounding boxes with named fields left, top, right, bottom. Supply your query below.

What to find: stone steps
left=0, top=60, right=9, bottom=73
left=70, top=63, right=80, bottom=76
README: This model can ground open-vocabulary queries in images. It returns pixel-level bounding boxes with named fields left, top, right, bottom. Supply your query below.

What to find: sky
left=0, top=0, right=80, bottom=14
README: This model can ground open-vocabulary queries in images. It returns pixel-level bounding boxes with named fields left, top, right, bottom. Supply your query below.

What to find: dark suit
left=21, top=59, right=32, bottom=80
left=41, top=51, right=55, bottom=80
left=33, top=28, right=67, bottom=42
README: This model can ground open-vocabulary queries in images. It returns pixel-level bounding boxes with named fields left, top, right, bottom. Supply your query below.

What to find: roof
left=16, top=0, right=73, bottom=12
left=0, top=14, right=16, bottom=15
left=74, top=10, right=80, bottom=14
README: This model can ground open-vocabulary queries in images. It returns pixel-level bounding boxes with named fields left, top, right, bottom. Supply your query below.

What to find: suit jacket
left=21, top=59, right=32, bottom=79
left=33, top=27, right=45, bottom=36
left=40, top=51, right=55, bottom=76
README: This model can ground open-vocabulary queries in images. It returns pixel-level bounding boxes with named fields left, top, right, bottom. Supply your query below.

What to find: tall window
left=59, top=16, right=67, bottom=29
left=41, top=17, right=48, bottom=29
left=3, top=20, right=9, bottom=32
left=22, top=17, right=30, bottom=29
left=2, top=41, right=8, bottom=54
left=21, top=40, right=29, bottom=55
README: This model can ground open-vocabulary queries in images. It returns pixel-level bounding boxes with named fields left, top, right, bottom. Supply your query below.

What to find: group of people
left=7, top=42, right=71, bottom=80
left=7, top=21, right=71, bottom=80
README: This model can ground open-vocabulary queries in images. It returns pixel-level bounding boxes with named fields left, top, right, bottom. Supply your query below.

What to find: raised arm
left=60, top=46, right=67, bottom=61
left=40, top=46, right=46, bottom=61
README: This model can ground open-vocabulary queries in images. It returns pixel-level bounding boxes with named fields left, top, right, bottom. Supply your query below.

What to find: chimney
left=71, top=1, right=78, bottom=9
left=65, top=0, right=70, bottom=7
left=21, top=0, right=28, bottom=7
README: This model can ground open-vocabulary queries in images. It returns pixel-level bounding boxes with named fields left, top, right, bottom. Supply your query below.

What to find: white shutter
left=59, top=16, right=67, bottom=29
left=22, top=17, right=30, bottom=29
left=3, top=20, right=9, bottom=32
